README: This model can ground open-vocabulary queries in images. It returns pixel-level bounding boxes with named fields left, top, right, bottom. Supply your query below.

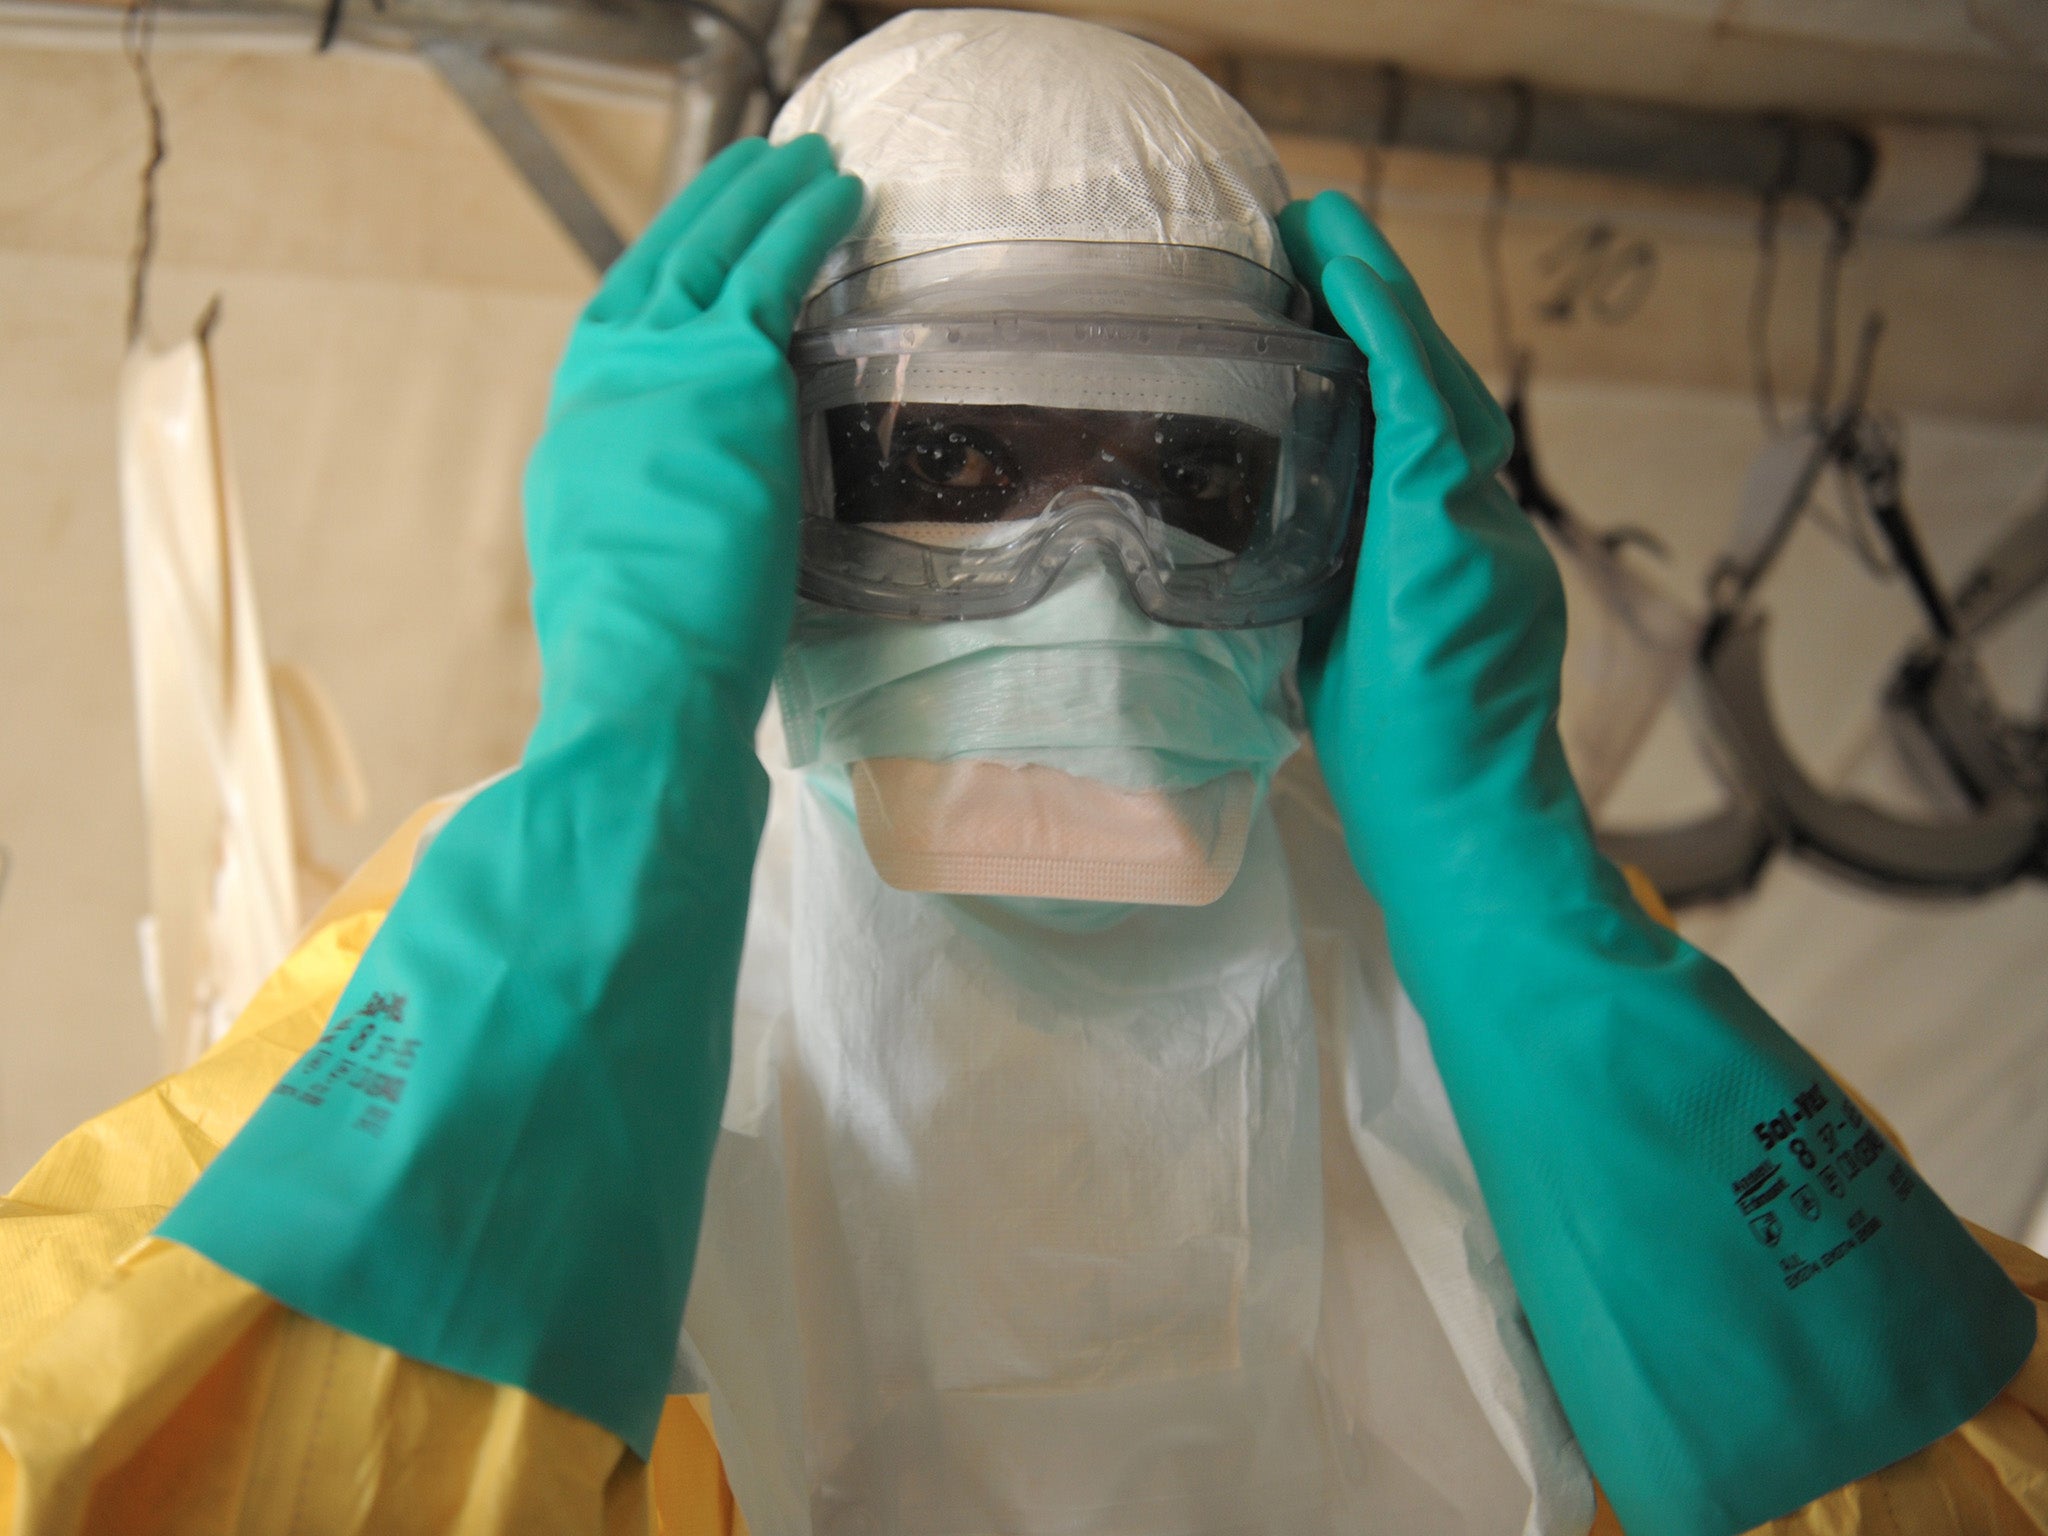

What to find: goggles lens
left=824, top=403, right=1280, bottom=557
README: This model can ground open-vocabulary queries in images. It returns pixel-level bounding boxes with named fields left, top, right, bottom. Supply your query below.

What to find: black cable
left=1807, top=460, right=1896, bottom=578
left=1479, top=82, right=1536, bottom=383
left=1848, top=418, right=1958, bottom=640
left=1806, top=205, right=1857, bottom=421
left=121, top=0, right=166, bottom=346
left=1494, top=79, right=1536, bottom=163
left=1358, top=63, right=1405, bottom=222
left=1747, top=196, right=1783, bottom=432
left=1746, top=118, right=1801, bottom=433
left=316, top=0, right=346, bottom=51
left=1502, top=384, right=1569, bottom=528
left=1503, top=371, right=1670, bottom=566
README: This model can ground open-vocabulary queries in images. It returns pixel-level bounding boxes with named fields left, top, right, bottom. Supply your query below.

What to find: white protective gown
left=676, top=721, right=1595, bottom=1536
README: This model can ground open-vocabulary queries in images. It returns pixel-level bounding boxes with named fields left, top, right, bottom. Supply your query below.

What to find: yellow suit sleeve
left=0, top=798, right=743, bottom=1536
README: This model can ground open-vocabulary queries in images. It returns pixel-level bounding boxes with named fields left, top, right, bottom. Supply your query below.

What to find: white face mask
left=775, top=561, right=1304, bottom=906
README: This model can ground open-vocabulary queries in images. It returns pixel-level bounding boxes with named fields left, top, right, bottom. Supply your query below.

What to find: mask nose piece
left=1033, top=486, right=1171, bottom=603
left=1032, top=493, right=1179, bottom=614
left=1039, top=484, right=1152, bottom=530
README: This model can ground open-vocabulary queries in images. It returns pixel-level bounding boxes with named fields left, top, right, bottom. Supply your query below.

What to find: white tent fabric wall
left=1, top=39, right=2044, bottom=1252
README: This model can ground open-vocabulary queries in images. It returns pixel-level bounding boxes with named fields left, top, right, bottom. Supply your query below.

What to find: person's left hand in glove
left=1279, top=188, right=2033, bottom=1536
left=158, top=135, right=862, bottom=1458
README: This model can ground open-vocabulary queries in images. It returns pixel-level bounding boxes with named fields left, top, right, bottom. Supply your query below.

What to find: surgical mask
left=775, top=559, right=1304, bottom=905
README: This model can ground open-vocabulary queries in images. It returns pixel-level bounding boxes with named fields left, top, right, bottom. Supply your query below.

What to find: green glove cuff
left=1404, top=890, right=2033, bottom=1535
left=160, top=692, right=765, bottom=1456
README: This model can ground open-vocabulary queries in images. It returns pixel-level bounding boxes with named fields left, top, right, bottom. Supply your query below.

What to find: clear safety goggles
left=790, top=244, right=1371, bottom=629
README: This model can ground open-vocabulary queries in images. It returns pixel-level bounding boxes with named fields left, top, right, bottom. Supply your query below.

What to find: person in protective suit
left=2, top=11, right=2042, bottom=1536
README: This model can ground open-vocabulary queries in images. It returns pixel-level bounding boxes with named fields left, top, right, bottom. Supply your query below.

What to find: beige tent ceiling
left=892, top=0, right=2048, bottom=131
left=10, top=0, right=2048, bottom=423
left=28, top=0, right=2048, bottom=130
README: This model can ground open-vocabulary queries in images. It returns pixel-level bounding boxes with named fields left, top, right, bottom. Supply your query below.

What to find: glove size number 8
left=1728, top=1078, right=1918, bottom=1289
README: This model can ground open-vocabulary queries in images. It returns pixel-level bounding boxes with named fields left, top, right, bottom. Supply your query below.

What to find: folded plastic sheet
left=1, top=796, right=2043, bottom=1535
left=117, top=332, right=302, bottom=1073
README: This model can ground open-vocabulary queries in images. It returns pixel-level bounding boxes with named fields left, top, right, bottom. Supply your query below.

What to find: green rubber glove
left=159, top=136, right=862, bottom=1458
left=1280, top=190, right=2033, bottom=1536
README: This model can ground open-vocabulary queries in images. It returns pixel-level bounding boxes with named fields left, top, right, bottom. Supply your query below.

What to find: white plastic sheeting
left=117, top=328, right=300, bottom=1070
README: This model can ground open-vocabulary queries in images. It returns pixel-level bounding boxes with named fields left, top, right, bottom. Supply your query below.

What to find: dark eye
left=1161, top=451, right=1242, bottom=503
left=901, top=423, right=1015, bottom=492
left=1154, top=415, right=1270, bottom=508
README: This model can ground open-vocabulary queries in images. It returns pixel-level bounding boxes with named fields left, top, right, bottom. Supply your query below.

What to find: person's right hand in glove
left=1280, top=189, right=2033, bottom=1536
left=159, top=136, right=862, bottom=1459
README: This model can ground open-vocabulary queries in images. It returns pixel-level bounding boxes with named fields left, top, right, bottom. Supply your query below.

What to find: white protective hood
left=767, top=7, right=1295, bottom=290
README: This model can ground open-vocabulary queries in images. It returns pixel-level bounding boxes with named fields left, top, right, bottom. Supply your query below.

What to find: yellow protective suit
left=3, top=803, right=2044, bottom=1536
